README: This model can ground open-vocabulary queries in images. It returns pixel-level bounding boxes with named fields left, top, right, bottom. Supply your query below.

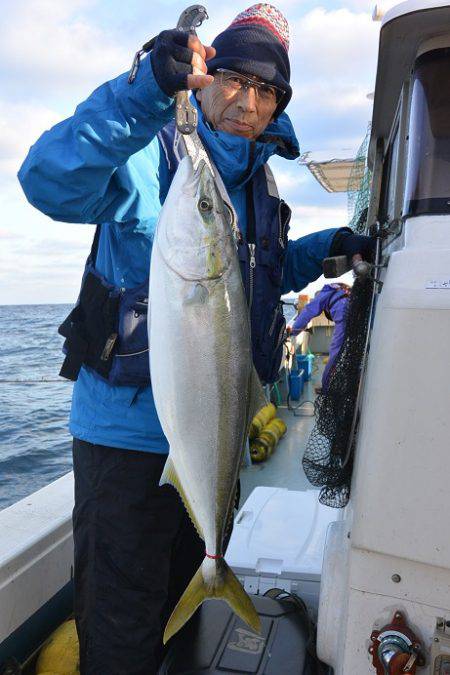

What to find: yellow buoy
left=36, top=619, right=80, bottom=675
left=256, top=418, right=288, bottom=455
left=249, top=403, right=276, bottom=439
left=258, top=430, right=276, bottom=455
left=268, top=417, right=287, bottom=439
left=250, top=439, right=268, bottom=463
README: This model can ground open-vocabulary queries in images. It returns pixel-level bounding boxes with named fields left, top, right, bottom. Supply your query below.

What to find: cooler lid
left=226, top=486, right=340, bottom=580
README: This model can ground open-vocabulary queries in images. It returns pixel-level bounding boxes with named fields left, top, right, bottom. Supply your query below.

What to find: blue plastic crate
left=288, top=368, right=305, bottom=401
left=296, top=354, right=314, bottom=381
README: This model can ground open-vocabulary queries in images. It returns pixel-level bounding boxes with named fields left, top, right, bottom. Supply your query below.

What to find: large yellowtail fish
left=149, top=150, right=264, bottom=644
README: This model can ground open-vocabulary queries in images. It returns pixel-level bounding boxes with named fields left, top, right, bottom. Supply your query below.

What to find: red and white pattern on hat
left=229, top=4, right=290, bottom=52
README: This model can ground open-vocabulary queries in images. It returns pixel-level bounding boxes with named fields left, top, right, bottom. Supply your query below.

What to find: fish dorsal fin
left=160, top=455, right=204, bottom=541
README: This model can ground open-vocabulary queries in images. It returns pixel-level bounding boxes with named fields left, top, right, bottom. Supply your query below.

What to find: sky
left=0, top=0, right=398, bottom=305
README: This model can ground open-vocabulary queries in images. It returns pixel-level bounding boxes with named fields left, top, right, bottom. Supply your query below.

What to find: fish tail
left=163, top=556, right=261, bottom=644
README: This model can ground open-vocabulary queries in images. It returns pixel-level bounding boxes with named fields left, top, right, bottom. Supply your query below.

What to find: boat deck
left=240, top=358, right=324, bottom=504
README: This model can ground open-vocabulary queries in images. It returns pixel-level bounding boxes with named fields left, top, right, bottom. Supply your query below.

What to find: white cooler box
left=226, top=486, right=340, bottom=619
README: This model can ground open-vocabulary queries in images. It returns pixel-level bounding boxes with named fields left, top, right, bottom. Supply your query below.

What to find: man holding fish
left=19, top=4, right=375, bottom=673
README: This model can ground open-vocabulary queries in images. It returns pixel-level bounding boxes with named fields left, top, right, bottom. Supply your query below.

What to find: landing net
left=302, top=274, right=373, bottom=508
left=348, top=123, right=372, bottom=233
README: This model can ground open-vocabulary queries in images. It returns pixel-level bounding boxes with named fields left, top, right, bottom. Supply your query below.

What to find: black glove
left=331, top=230, right=376, bottom=262
left=150, top=29, right=193, bottom=98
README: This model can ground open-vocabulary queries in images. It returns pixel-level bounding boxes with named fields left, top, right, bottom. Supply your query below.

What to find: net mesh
left=348, top=123, right=372, bottom=233
left=302, top=275, right=373, bottom=508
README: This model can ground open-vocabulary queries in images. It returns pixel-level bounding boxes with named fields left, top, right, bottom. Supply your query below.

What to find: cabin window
left=403, top=48, right=450, bottom=217
left=379, top=123, right=400, bottom=225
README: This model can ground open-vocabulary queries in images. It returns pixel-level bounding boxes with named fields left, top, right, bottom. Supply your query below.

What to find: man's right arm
left=18, top=32, right=214, bottom=226
left=18, top=55, right=175, bottom=225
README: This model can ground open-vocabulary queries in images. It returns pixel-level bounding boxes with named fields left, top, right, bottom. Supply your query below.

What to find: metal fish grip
left=128, top=4, right=208, bottom=138
left=176, top=5, right=208, bottom=135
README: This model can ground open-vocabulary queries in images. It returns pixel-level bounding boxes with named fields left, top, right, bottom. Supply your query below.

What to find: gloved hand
left=150, top=30, right=215, bottom=97
left=332, top=231, right=376, bottom=263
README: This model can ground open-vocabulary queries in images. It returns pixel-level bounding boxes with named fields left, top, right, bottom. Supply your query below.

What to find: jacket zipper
left=248, top=243, right=256, bottom=309
left=278, top=201, right=287, bottom=249
left=245, top=147, right=257, bottom=310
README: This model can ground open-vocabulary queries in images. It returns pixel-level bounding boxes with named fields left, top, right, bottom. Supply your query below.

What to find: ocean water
left=0, top=304, right=73, bottom=511
left=0, top=301, right=298, bottom=512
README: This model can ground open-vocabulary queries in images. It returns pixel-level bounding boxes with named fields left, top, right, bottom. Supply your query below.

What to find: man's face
left=196, top=71, right=279, bottom=140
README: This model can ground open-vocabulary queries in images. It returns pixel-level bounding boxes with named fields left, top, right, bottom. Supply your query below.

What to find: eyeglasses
left=215, top=69, right=284, bottom=105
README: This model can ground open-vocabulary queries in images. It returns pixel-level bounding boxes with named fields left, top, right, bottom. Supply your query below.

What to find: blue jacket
left=18, top=55, right=340, bottom=453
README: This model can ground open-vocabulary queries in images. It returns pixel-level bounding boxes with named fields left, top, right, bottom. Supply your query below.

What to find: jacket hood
left=321, top=284, right=350, bottom=297
left=194, top=97, right=300, bottom=192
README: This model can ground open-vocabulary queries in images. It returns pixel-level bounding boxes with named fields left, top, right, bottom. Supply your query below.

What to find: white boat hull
left=0, top=473, right=74, bottom=663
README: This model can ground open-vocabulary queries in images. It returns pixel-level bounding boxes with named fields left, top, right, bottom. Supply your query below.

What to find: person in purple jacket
left=289, top=283, right=351, bottom=391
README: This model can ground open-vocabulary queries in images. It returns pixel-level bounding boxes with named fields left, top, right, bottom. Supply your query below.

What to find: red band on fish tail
left=205, top=551, right=223, bottom=560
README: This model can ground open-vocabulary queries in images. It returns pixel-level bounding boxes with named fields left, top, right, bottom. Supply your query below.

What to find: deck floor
left=240, top=358, right=325, bottom=503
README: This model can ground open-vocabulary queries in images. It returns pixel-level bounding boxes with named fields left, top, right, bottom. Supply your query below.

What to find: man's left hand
left=338, top=232, right=376, bottom=263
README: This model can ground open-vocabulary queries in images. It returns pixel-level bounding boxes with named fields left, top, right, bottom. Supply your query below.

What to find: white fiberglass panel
left=0, top=473, right=74, bottom=642
left=351, top=216, right=450, bottom=570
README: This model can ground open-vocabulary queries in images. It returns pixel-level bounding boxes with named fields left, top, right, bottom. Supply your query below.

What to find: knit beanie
left=207, top=4, right=292, bottom=116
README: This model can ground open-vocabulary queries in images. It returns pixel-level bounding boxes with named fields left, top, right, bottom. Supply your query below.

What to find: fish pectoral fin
left=159, top=456, right=204, bottom=540
left=163, top=557, right=261, bottom=644
left=184, top=282, right=209, bottom=305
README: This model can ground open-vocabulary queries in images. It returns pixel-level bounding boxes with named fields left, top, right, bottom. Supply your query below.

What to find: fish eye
left=198, top=197, right=213, bottom=212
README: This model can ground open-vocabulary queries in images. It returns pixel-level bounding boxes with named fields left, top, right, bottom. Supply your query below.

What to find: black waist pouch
left=59, top=221, right=151, bottom=386
left=58, top=265, right=150, bottom=386
left=58, top=270, right=120, bottom=382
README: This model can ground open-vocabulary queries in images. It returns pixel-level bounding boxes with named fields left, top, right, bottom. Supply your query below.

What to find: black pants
left=72, top=439, right=205, bottom=675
